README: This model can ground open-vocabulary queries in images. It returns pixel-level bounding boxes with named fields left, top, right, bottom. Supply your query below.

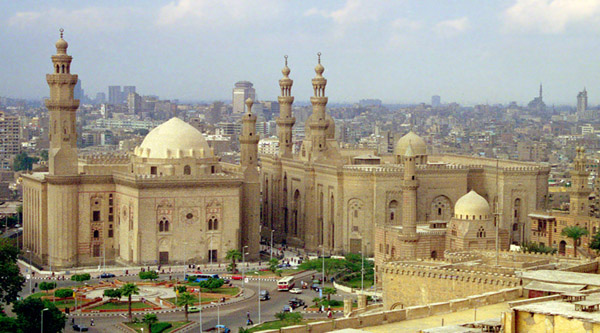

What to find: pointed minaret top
left=282, top=55, right=290, bottom=77
left=55, top=28, right=68, bottom=55
left=315, top=52, right=324, bottom=77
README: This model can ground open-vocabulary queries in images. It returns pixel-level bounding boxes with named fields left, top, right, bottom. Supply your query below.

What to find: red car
left=231, top=275, right=243, bottom=280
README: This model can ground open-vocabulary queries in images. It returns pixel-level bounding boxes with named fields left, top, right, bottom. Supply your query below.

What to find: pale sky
left=2, top=0, right=600, bottom=105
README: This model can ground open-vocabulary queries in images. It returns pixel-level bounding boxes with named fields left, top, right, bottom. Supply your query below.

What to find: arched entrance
left=559, top=240, right=566, bottom=255
left=158, top=238, right=170, bottom=264
left=431, top=251, right=437, bottom=259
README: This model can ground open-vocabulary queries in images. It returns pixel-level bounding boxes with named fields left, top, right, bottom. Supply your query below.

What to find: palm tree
left=322, top=287, right=337, bottom=303
left=561, top=225, right=589, bottom=257
left=225, top=249, right=242, bottom=273
left=177, top=292, right=196, bottom=322
left=119, top=283, right=140, bottom=322
left=142, top=313, right=158, bottom=333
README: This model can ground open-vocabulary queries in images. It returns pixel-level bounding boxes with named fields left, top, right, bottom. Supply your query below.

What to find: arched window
left=55, top=64, right=59, bottom=73
left=477, top=227, right=486, bottom=238
left=388, top=200, right=398, bottom=223
left=213, top=219, right=218, bottom=230
left=159, top=217, right=169, bottom=232
left=164, top=220, right=170, bottom=232
left=61, top=64, right=65, bottom=73
left=93, top=230, right=99, bottom=239
left=159, top=220, right=164, bottom=232
left=208, top=219, right=213, bottom=230
left=184, top=165, right=191, bottom=175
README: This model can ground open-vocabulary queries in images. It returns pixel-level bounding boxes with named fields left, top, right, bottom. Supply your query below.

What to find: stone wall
left=381, top=262, right=520, bottom=309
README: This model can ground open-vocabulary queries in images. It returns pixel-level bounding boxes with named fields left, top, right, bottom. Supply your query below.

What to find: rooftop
left=521, top=270, right=600, bottom=287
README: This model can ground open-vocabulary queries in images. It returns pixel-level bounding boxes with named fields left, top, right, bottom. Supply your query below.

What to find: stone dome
left=454, top=190, right=491, bottom=220
left=135, top=117, right=213, bottom=159
left=394, top=131, right=427, bottom=156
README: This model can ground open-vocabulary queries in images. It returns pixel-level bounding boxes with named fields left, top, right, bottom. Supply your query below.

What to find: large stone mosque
left=22, top=32, right=260, bottom=268
left=23, top=32, right=551, bottom=271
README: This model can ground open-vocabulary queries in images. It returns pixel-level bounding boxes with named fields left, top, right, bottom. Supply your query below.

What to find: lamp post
left=212, top=302, right=220, bottom=330
left=360, top=248, right=364, bottom=294
left=198, top=287, right=203, bottom=333
left=183, top=241, right=188, bottom=281
left=255, top=271, right=261, bottom=324
left=41, top=308, right=48, bottom=333
left=242, top=246, right=249, bottom=291
left=27, top=249, right=32, bottom=294
left=270, top=230, right=275, bottom=261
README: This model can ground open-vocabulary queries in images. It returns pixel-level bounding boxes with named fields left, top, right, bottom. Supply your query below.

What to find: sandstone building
left=22, top=32, right=260, bottom=269
left=261, top=55, right=550, bottom=259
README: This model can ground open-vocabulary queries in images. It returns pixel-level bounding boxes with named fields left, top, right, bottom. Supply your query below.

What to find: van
left=259, top=290, right=270, bottom=301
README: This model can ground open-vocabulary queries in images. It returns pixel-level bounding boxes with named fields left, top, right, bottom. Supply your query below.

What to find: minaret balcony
left=44, top=99, right=80, bottom=110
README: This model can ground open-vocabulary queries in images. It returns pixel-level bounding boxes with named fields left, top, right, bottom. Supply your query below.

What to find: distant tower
left=240, top=98, right=260, bottom=258
left=570, top=147, right=591, bottom=216
left=276, top=55, right=295, bottom=157
left=232, top=81, right=256, bottom=114
left=46, top=28, right=80, bottom=175
left=307, top=52, right=329, bottom=159
left=431, top=95, right=441, bottom=108
left=539, top=83, right=543, bottom=99
left=400, top=142, right=419, bottom=259
left=577, top=88, right=588, bottom=114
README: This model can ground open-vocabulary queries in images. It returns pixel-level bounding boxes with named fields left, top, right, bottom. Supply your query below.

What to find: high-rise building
left=108, top=85, right=122, bottom=105
left=577, top=88, right=588, bottom=113
left=127, top=92, right=142, bottom=114
left=95, top=92, right=106, bottom=104
left=431, top=95, right=441, bottom=107
left=0, top=111, right=20, bottom=170
left=232, top=81, right=255, bottom=114
left=123, top=86, right=136, bottom=103
left=74, top=79, right=84, bottom=101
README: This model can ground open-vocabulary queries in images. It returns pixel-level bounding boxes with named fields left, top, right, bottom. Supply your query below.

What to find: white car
left=289, top=288, right=303, bottom=294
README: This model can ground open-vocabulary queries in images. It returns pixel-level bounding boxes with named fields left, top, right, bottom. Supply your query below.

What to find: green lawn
left=244, top=319, right=309, bottom=332
left=126, top=321, right=187, bottom=333
left=181, top=285, right=240, bottom=296
left=165, top=294, right=218, bottom=305
left=340, top=276, right=374, bottom=289
left=92, top=301, right=152, bottom=310
left=26, top=291, right=48, bottom=299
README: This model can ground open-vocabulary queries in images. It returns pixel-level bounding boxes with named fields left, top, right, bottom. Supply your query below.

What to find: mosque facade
left=261, top=56, right=550, bottom=260
left=22, top=33, right=260, bottom=269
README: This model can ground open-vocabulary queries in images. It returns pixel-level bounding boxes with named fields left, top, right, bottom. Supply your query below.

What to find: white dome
left=454, top=190, right=491, bottom=220
left=135, top=118, right=213, bottom=159
left=394, top=131, right=427, bottom=156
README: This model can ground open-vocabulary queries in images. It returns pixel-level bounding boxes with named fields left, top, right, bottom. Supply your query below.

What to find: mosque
left=261, top=54, right=551, bottom=259
left=22, top=32, right=260, bottom=269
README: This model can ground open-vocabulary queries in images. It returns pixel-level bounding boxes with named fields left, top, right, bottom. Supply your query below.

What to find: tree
left=0, top=316, right=18, bottom=332
left=589, top=230, right=600, bottom=254
left=199, top=278, right=224, bottom=292
left=562, top=225, right=590, bottom=257
left=0, top=239, right=25, bottom=304
left=54, top=288, right=73, bottom=298
left=120, top=283, right=140, bottom=322
left=103, top=288, right=122, bottom=300
left=142, top=313, right=159, bottom=333
left=176, top=292, right=196, bottom=322
left=269, top=258, right=279, bottom=273
left=13, top=298, right=66, bottom=333
left=225, top=249, right=242, bottom=273
left=175, top=285, right=187, bottom=294
left=39, top=281, right=56, bottom=294
left=312, top=297, right=321, bottom=308
left=322, top=287, right=337, bottom=302
left=12, top=152, right=39, bottom=171
left=71, top=273, right=91, bottom=282
left=139, top=270, right=159, bottom=281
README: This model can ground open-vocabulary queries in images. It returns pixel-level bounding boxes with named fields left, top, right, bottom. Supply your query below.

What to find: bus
left=277, top=276, right=295, bottom=291
left=186, top=273, right=220, bottom=282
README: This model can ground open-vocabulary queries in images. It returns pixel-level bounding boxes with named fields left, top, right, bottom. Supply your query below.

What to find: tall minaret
left=307, top=52, right=329, bottom=159
left=539, top=83, right=543, bottom=99
left=46, top=28, right=79, bottom=175
left=570, top=146, right=591, bottom=216
left=240, top=98, right=260, bottom=258
left=400, top=142, right=419, bottom=258
left=276, top=56, right=295, bottom=157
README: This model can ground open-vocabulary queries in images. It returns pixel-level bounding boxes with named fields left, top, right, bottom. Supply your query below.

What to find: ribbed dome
left=135, top=118, right=213, bottom=159
left=454, top=190, right=491, bottom=220
left=394, top=131, right=427, bottom=156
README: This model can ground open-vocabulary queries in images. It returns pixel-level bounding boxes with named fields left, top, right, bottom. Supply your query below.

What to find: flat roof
left=528, top=213, right=556, bottom=219
left=522, top=270, right=600, bottom=287
left=514, top=299, right=600, bottom=323
left=524, top=281, right=585, bottom=293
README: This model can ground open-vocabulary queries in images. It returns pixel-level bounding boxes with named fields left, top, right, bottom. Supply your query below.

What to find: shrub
left=54, top=289, right=73, bottom=298
left=521, top=242, right=557, bottom=254
left=71, top=273, right=91, bottom=282
left=151, top=322, right=173, bottom=333
left=103, top=289, right=122, bottom=299
left=199, top=278, right=224, bottom=291
left=274, top=312, right=302, bottom=324
left=39, top=282, right=56, bottom=293
left=139, top=271, right=159, bottom=281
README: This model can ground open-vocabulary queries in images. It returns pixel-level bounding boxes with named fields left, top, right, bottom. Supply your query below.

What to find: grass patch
left=340, top=276, right=374, bottom=289
left=165, top=294, right=218, bottom=305
left=26, top=292, right=48, bottom=299
left=92, top=301, right=152, bottom=310
left=126, top=321, right=187, bottom=333
left=181, top=285, right=240, bottom=296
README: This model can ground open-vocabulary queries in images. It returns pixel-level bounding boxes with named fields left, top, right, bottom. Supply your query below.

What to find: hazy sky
left=2, top=0, right=600, bottom=105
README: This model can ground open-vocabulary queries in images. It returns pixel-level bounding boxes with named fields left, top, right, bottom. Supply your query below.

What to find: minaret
left=539, top=83, right=543, bottom=99
left=276, top=55, right=295, bottom=157
left=240, top=98, right=260, bottom=258
left=401, top=143, right=418, bottom=239
left=307, top=52, right=329, bottom=159
left=570, top=146, right=591, bottom=216
left=46, top=28, right=79, bottom=175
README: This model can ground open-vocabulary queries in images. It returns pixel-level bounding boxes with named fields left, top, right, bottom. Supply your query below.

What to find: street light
left=211, top=302, right=220, bottom=330
left=198, top=288, right=203, bottom=333
left=26, top=249, right=32, bottom=294
left=255, top=271, right=261, bottom=324
left=41, top=308, right=48, bottom=333
left=270, top=230, right=275, bottom=261
left=183, top=241, right=188, bottom=281
left=319, top=245, right=325, bottom=295
left=242, top=246, right=249, bottom=291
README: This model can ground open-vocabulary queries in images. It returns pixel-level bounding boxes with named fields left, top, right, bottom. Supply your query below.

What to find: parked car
left=14, top=224, right=21, bottom=228
left=282, top=305, right=292, bottom=312
left=231, top=275, right=243, bottom=280
left=72, top=324, right=89, bottom=332
left=311, top=284, right=321, bottom=291
left=188, top=306, right=200, bottom=313
left=259, top=290, right=270, bottom=301
left=289, top=288, right=303, bottom=294
left=99, top=273, right=116, bottom=279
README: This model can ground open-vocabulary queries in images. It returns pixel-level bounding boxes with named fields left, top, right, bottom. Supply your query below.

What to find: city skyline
left=2, top=0, right=600, bottom=105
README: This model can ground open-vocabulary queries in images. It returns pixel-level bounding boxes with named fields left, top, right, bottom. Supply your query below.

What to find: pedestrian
left=327, top=310, right=332, bottom=318
left=90, top=318, right=94, bottom=326
left=71, top=318, right=75, bottom=325
left=247, top=311, right=250, bottom=320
